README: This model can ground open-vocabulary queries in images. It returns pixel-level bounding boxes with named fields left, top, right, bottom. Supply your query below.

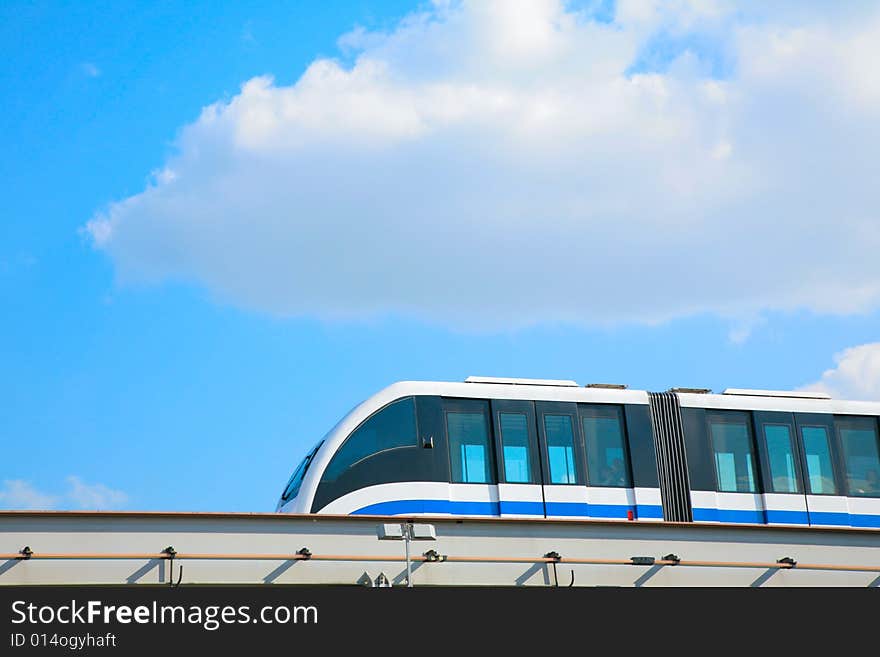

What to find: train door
left=753, top=411, right=808, bottom=525
left=578, top=404, right=638, bottom=520
left=835, top=416, right=880, bottom=528
left=490, top=400, right=546, bottom=518
left=440, top=397, right=500, bottom=515
left=535, top=401, right=588, bottom=518
left=705, top=410, right=765, bottom=523
left=794, top=413, right=849, bottom=527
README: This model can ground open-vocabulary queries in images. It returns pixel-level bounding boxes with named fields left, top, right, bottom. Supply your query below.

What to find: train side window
left=762, top=424, right=799, bottom=493
left=281, top=441, right=323, bottom=501
left=447, top=411, right=495, bottom=484
left=800, top=426, right=838, bottom=495
left=836, top=417, right=880, bottom=497
left=708, top=413, right=757, bottom=493
left=322, top=398, right=417, bottom=482
left=499, top=412, right=535, bottom=484
left=581, top=406, right=631, bottom=487
left=544, top=414, right=578, bottom=484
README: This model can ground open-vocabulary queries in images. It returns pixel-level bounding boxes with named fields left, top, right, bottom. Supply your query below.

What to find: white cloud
left=82, top=62, right=101, bottom=78
left=86, top=1, right=880, bottom=328
left=0, top=480, right=58, bottom=510
left=0, top=478, right=128, bottom=511
left=726, top=314, right=766, bottom=345
left=65, top=476, right=128, bottom=510
left=800, top=343, right=880, bottom=401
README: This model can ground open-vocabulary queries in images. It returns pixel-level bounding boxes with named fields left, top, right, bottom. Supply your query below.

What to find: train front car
left=276, top=378, right=663, bottom=522
left=275, top=381, right=426, bottom=515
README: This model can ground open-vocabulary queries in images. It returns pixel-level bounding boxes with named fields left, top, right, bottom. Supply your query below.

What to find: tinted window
left=499, top=412, right=534, bottom=484
left=282, top=441, right=323, bottom=502
left=323, top=398, right=417, bottom=482
left=545, top=414, right=577, bottom=484
left=709, top=414, right=757, bottom=493
left=581, top=406, right=631, bottom=487
left=763, top=424, right=799, bottom=494
left=447, top=411, right=494, bottom=484
left=801, top=426, right=837, bottom=495
left=837, top=417, right=880, bottom=497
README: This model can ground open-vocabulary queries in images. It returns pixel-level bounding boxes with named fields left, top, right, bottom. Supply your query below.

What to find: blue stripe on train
left=694, top=508, right=818, bottom=524
left=806, top=511, right=850, bottom=526
left=765, top=510, right=810, bottom=524
left=528, top=502, right=664, bottom=519
left=351, top=500, right=500, bottom=516
left=499, top=501, right=544, bottom=515
left=693, top=507, right=765, bottom=524
left=353, top=499, right=664, bottom=520
left=693, top=509, right=880, bottom=527
left=805, top=511, right=880, bottom=527
left=351, top=499, right=880, bottom=527
left=544, top=502, right=662, bottom=519
left=636, top=504, right=664, bottom=519
left=848, top=513, right=880, bottom=528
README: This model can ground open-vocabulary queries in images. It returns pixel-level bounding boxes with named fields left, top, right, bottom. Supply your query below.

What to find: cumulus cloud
left=0, top=477, right=128, bottom=511
left=65, top=476, right=128, bottom=510
left=0, top=480, right=59, bottom=510
left=86, top=0, right=880, bottom=328
left=800, top=343, right=880, bottom=401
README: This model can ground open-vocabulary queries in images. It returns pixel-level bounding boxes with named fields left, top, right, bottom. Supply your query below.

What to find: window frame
left=311, top=396, right=449, bottom=513
left=706, top=410, right=761, bottom=494
left=322, top=397, right=419, bottom=483
left=795, top=416, right=842, bottom=497
left=281, top=440, right=324, bottom=502
left=834, top=415, right=880, bottom=499
left=443, top=398, right=497, bottom=485
left=491, top=399, right=542, bottom=485
left=536, top=401, right=586, bottom=486
left=753, top=412, right=803, bottom=495
left=578, top=403, right=633, bottom=488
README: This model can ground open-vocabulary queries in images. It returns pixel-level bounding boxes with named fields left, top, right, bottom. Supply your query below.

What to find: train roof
left=363, top=377, right=880, bottom=416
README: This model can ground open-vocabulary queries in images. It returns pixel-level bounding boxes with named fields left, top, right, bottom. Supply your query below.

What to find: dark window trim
left=322, top=396, right=420, bottom=483
left=758, top=420, right=802, bottom=495
left=536, top=401, right=586, bottom=486
left=706, top=410, right=762, bottom=494
left=311, top=396, right=448, bottom=513
left=577, top=403, right=633, bottom=488
left=796, top=421, right=842, bottom=497
left=680, top=406, right=714, bottom=491
left=494, top=405, right=541, bottom=485
left=442, top=398, right=497, bottom=485
left=834, top=414, right=880, bottom=499
left=281, top=440, right=324, bottom=502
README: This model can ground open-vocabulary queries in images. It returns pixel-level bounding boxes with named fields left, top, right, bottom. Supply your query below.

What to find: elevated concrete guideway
left=1, top=511, right=879, bottom=587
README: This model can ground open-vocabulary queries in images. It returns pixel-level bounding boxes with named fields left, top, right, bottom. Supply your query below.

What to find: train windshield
left=281, top=441, right=323, bottom=502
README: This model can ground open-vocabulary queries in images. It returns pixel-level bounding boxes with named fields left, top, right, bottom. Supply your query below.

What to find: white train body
left=277, top=378, right=880, bottom=531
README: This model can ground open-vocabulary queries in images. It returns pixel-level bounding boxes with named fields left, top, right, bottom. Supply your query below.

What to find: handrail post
left=403, top=523, right=413, bottom=588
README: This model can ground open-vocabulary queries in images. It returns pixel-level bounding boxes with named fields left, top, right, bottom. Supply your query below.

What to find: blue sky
left=2, top=1, right=879, bottom=512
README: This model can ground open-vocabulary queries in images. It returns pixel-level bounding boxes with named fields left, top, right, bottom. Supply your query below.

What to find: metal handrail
left=3, top=550, right=880, bottom=573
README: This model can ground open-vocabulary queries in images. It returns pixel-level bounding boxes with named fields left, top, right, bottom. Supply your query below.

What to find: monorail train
left=276, top=377, right=880, bottom=530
